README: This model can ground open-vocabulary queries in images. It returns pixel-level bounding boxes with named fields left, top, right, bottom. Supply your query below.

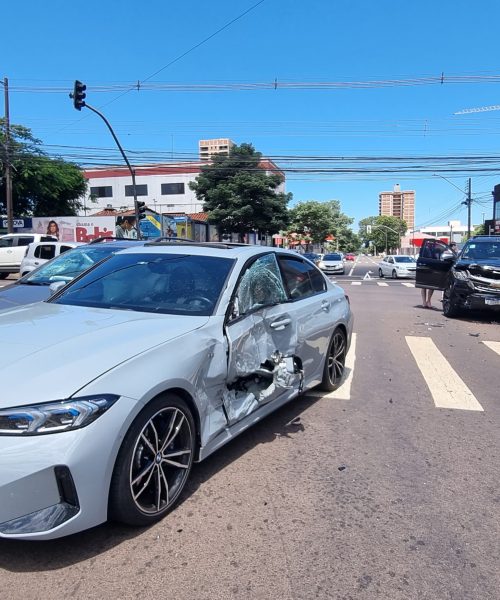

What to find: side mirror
left=441, top=250, right=455, bottom=262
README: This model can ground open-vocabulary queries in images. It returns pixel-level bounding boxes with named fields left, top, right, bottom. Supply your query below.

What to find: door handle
left=321, top=300, right=330, bottom=311
left=270, top=317, right=291, bottom=330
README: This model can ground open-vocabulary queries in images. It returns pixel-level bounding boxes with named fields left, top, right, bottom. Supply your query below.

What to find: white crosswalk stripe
left=351, top=281, right=362, bottom=286
left=401, top=282, right=415, bottom=287
left=405, top=336, right=484, bottom=411
left=482, top=341, right=500, bottom=356
left=377, top=282, right=389, bottom=287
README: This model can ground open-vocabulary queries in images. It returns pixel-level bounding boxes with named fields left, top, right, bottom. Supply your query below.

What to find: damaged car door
left=223, top=253, right=302, bottom=425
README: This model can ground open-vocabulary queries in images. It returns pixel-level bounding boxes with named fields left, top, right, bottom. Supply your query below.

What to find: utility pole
left=3, top=77, right=13, bottom=233
left=466, top=178, right=472, bottom=238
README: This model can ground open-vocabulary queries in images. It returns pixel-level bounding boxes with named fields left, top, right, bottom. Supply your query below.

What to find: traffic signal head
left=137, top=201, right=147, bottom=219
left=71, top=80, right=86, bottom=111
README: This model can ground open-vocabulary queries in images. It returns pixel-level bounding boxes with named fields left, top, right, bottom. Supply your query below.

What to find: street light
left=371, top=224, right=401, bottom=254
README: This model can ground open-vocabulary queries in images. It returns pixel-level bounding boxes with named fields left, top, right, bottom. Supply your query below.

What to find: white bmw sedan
left=0, top=243, right=353, bottom=540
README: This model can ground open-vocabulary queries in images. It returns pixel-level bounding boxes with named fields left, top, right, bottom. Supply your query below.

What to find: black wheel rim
left=327, top=331, right=346, bottom=387
left=129, top=407, right=193, bottom=515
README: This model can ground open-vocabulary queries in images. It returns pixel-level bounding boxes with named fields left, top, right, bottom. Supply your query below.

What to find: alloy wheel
left=129, top=406, right=193, bottom=515
left=326, top=330, right=346, bottom=387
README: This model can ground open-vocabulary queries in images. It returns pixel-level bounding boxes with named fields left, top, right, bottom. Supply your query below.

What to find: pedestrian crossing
left=308, top=333, right=499, bottom=412
left=332, top=279, right=415, bottom=287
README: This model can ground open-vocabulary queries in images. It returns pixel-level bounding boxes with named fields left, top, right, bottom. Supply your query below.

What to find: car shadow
left=414, top=304, right=500, bottom=324
left=0, top=393, right=320, bottom=571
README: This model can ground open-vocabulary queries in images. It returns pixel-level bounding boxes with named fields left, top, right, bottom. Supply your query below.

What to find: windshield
left=52, top=252, right=235, bottom=316
left=21, top=245, right=124, bottom=285
left=394, top=256, right=416, bottom=263
left=323, top=254, right=342, bottom=261
left=461, top=241, right=500, bottom=260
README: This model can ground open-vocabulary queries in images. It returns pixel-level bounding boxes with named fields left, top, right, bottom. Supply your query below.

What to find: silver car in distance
left=0, top=242, right=353, bottom=540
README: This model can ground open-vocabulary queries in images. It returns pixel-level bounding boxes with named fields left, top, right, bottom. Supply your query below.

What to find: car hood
left=0, top=302, right=209, bottom=406
left=0, top=283, right=52, bottom=311
left=455, top=258, right=500, bottom=280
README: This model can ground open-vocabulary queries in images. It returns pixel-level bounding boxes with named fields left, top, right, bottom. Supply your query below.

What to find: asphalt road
left=0, top=260, right=499, bottom=600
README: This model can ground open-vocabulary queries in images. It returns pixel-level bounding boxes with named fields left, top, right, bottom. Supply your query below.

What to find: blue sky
left=3, top=0, right=500, bottom=229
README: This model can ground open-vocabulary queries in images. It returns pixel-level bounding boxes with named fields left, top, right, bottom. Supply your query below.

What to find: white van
left=0, top=234, right=57, bottom=279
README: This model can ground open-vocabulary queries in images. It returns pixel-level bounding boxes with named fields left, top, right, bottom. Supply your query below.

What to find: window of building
left=161, top=183, right=185, bottom=195
left=125, top=184, right=148, bottom=197
left=90, top=186, right=113, bottom=198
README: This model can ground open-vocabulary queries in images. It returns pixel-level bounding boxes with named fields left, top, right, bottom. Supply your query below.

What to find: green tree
left=289, top=199, right=357, bottom=250
left=189, top=143, right=291, bottom=240
left=1, top=119, right=87, bottom=216
left=358, top=215, right=407, bottom=253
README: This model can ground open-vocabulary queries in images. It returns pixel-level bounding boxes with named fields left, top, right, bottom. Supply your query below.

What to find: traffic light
left=71, top=80, right=86, bottom=111
left=137, top=201, right=147, bottom=220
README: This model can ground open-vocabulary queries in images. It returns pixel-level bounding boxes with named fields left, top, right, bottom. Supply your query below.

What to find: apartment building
left=379, top=184, right=415, bottom=230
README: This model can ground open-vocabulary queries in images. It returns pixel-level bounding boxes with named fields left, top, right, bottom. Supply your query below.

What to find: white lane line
left=402, top=282, right=415, bottom=287
left=351, top=281, right=362, bottom=286
left=377, top=282, right=389, bottom=287
left=307, top=333, right=357, bottom=400
left=482, top=341, right=500, bottom=356
left=405, top=336, right=483, bottom=411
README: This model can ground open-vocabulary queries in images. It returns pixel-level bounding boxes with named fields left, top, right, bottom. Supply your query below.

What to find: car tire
left=319, top=328, right=347, bottom=391
left=442, top=284, right=461, bottom=318
left=109, top=393, right=195, bottom=527
left=378, top=268, right=384, bottom=278
left=392, top=270, right=398, bottom=279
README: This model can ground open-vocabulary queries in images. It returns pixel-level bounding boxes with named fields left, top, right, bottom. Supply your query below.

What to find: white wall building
left=83, top=159, right=284, bottom=215
left=83, top=163, right=203, bottom=214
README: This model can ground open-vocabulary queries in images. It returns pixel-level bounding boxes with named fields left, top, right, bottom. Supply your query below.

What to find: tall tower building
left=199, top=138, right=235, bottom=160
left=379, top=184, right=415, bottom=230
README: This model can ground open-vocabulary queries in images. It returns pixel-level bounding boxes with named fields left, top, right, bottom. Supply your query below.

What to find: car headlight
left=0, top=395, right=119, bottom=436
left=318, top=262, right=325, bottom=268
left=452, top=270, right=469, bottom=280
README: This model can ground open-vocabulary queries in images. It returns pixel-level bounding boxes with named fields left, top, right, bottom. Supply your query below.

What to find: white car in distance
left=318, top=253, right=345, bottom=275
left=378, top=255, right=417, bottom=279
left=20, top=241, right=83, bottom=276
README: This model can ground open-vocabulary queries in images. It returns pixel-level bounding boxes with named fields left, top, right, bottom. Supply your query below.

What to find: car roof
left=116, top=242, right=302, bottom=260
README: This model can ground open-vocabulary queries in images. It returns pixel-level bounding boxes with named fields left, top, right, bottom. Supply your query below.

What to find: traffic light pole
left=81, top=103, right=142, bottom=239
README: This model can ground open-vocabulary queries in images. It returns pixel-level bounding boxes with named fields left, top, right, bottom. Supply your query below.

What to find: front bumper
left=320, top=265, right=344, bottom=273
left=463, top=292, right=500, bottom=311
left=0, top=395, right=140, bottom=540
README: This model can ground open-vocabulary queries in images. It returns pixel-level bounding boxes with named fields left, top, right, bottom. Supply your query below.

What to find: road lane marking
left=377, top=282, right=389, bottom=286
left=482, top=341, right=500, bottom=356
left=401, top=282, right=415, bottom=287
left=307, top=333, right=357, bottom=401
left=405, top=336, right=483, bottom=411
left=351, top=281, right=362, bottom=285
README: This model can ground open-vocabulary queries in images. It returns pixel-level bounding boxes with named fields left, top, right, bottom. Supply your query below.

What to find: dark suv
left=416, top=236, right=500, bottom=317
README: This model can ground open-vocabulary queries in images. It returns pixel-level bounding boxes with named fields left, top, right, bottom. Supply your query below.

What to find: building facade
left=379, top=184, right=415, bottom=230
left=199, top=138, right=235, bottom=160
left=83, top=159, right=284, bottom=215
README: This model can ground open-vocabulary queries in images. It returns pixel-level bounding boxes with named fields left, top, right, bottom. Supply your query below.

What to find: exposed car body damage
left=0, top=243, right=353, bottom=539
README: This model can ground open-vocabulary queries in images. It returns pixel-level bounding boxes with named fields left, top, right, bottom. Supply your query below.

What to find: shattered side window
left=236, top=254, right=287, bottom=315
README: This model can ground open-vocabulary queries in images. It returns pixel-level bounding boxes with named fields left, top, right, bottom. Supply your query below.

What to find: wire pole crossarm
left=83, top=103, right=141, bottom=237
